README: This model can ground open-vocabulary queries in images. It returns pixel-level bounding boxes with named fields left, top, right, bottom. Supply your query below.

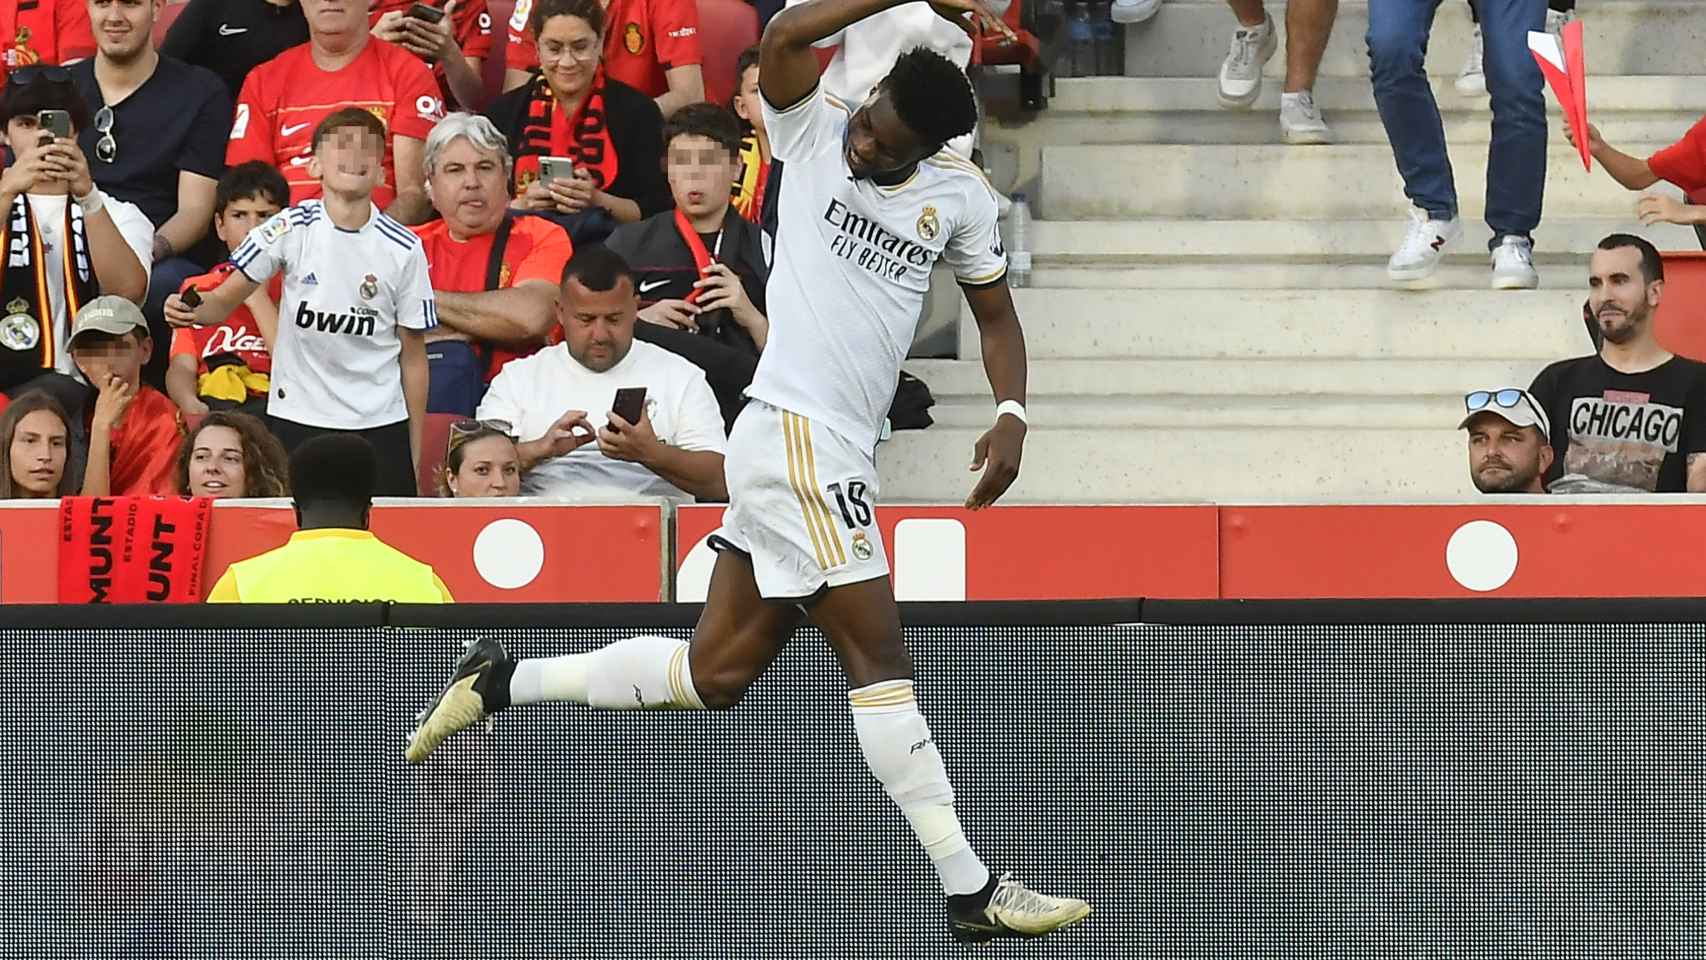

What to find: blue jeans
left=1367, top=0, right=1547, bottom=248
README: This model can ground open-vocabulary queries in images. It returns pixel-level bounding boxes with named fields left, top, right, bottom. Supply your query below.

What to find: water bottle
left=1091, top=0, right=1120, bottom=76
left=1069, top=3, right=1095, bottom=79
left=1008, top=193, right=1032, bottom=289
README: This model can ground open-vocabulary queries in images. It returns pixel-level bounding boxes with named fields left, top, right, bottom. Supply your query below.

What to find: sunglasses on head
left=447, top=418, right=514, bottom=453
left=8, top=65, right=72, bottom=87
left=1465, top=388, right=1551, bottom=435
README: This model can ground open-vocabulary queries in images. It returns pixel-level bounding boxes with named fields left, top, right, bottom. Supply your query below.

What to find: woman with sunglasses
left=439, top=418, right=523, bottom=497
left=0, top=66, right=152, bottom=393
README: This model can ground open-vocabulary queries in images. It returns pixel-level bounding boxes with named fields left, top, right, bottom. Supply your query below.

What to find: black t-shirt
left=159, top=0, right=310, bottom=101
left=73, top=56, right=232, bottom=231
left=1529, top=353, right=1706, bottom=492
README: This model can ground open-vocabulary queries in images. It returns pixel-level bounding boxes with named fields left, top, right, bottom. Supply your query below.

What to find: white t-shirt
left=786, top=0, right=976, bottom=156
left=476, top=339, right=727, bottom=501
left=753, top=82, right=1006, bottom=450
left=231, top=200, right=436, bottom=429
left=26, top=192, right=153, bottom=378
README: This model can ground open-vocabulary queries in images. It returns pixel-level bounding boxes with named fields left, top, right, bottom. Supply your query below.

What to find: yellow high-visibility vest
left=206, top=529, right=454, bottom=603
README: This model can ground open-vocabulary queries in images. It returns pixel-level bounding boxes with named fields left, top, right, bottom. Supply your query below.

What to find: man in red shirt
left=369, top=0, right=494, bottom=110
left=413, top=112, right=572, bottom=414
left=227, top=0, right=445, bottom=224
left=69, top=295, right=182, bottom=495
left=0, top=0, right=94, bottom=86
left=1570, top=118, right=1706, bottom=242
left=502, top=0, right=702, bottom=115
left=168, top=162, right=288, bottom=422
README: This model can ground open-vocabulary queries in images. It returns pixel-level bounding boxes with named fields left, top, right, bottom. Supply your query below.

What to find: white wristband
left=995, top=399, right=1027, bottom=425
left=75, top=188, right=104, bottom=215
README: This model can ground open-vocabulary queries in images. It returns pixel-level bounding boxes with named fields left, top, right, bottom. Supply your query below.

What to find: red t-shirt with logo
left=368, top=0, right=496, bottom=102
left=0, top=0, right=94, bottom=86
left=171, top=264, right=277, bottom=390
left=1649, top=115, right=1706, bottom=200
left=226, top=39, right=445, bottom=209
left=413, top=214, right=573, bottom=380
left=504, top=0, right=700, bottom=99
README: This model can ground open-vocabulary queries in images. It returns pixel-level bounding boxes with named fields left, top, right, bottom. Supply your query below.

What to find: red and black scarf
left=0, top=193, right=94, bottom=380
left=515, top=68, right=620, bottom=192
left=672, top=209, right=720, bottom=305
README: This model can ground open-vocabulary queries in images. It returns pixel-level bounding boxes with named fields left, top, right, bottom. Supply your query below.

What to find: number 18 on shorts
left=712, top=400, right=890, bottom=600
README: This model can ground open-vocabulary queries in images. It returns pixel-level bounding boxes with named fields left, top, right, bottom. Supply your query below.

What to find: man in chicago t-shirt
left=1529, top=234, right=1706, bottom=493
left=168, top=109, right=436, bottom=497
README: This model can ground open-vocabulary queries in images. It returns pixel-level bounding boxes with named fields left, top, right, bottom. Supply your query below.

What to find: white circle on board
left=1444, top=520, right=1519, bottom=592
left=472, top=518, right=545, bottom=590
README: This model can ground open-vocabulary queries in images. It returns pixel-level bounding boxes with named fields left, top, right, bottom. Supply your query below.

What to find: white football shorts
left=710, top=400, right=889, bottom=601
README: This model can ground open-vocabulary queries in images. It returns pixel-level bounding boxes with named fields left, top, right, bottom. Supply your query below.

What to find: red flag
left=1530, top=21, right=1590, bottom=171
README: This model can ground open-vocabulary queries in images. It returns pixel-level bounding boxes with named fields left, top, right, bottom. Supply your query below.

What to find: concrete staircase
left=878, top=0, right=1706, bottom=502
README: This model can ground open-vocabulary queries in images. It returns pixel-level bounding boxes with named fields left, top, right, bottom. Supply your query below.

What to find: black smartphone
left=611, top=387, right=647, bottom=426
left=180, top=287, right=203, bottom=309
left=406, top=2, right=446, bottom=22
left=37, top=110, right=71, bottom=141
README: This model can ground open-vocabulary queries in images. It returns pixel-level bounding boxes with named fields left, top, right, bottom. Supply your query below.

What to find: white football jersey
left=231, top=201, right=437, bottom=429
left=752, top=82, right=1007, bottom=450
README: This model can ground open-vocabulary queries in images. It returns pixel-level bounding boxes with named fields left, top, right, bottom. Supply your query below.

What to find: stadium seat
left=416, top=411, right=462, bottom=496
left=153, top=0, right=188, bottom=47
left=1657, top=251, right=1706, bottom=362
left=696, top=0, right=759, bottom=106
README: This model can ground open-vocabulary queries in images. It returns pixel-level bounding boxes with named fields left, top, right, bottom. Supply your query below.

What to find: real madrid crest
left=623, top=23, right=644, bottom=54
left=359, top=274, right=379, bottom=300
left=850, top=531, right=874, bottom=562
left=0, top=297, right=38, bottom=352
left=916, top=205, right=940, bottom=242
left=260, top=216, right=290, bottom=244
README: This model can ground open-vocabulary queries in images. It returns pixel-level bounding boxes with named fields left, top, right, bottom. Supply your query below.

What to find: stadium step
left=1117, top=0, right=1706, bottom=79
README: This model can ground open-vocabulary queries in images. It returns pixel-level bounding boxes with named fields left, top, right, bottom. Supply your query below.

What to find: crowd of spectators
left=0, top=0, right=1704, bottom=511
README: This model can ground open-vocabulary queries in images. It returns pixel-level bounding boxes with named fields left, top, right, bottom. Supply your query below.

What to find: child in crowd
left=71, top=296, right=184, bottom=496
left=167, top=162, right=289, bottom=422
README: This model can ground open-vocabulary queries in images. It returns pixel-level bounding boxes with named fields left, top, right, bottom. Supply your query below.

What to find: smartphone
left=37, top=110, right=71, bottom=141
left=180, top=287, right=203, bottom=309
left=539, top=156, right=575, bottom=185
left=406, top=2, right=446, bottom=21
left=611, top=387, right=647, bottom=426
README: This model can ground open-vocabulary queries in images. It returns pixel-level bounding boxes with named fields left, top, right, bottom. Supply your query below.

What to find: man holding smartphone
left=369, top=0, right=494, bottom=111
left=473, top=244, right=726, bottom=501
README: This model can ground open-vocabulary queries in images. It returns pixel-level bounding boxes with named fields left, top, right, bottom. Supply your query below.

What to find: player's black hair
left=0, top=65, right=92, bottom=131
left=312, top=107, right=388, bottom=153
left=661, top=102, right=744, bottom=161
left=1597, top=233, right=1666, bottom=284
left=290, top=434, right=377, bottom=510
left=879, top=47, right=978, bottom=150
left=215, top=161, right=290, bottom=216
left=529, top=0, right=605, bottom=39
left=561, top=245, right=635, bottom=294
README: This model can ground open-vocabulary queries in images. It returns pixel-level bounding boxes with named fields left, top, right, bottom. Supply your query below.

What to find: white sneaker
left=1454, top=25, right=1486, bottom=96
left=1280, top=91, right=1333, bottom=144
left=1490, top=235, right=1539, bottom=289
left=1216, top=15, right=1276, bottom=109
left=1111, top=0, right=1161, bottom=24
left=1387, top=208, right=1462, bottom=282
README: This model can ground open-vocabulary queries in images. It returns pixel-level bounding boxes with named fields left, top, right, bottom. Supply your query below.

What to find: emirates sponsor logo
left=203, top=325, right=268, bottom=357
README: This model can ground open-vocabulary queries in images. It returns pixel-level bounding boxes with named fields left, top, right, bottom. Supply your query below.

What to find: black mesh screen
left=3, top=615, right=1702, bottom=957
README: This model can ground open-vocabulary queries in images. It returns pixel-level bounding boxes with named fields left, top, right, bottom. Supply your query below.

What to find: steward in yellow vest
left=207, top=434, right=453, bottom=603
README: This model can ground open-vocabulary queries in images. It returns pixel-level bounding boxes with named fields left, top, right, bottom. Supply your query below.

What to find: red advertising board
left=2, top=500, right=667, bottom=603
left=675, top=504, right=1219, bottom=601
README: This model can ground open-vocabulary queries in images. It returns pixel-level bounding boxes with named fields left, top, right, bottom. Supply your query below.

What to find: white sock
left=509, top=635, right=704, bottom=710
left=850, top=679, right=991, bottom=896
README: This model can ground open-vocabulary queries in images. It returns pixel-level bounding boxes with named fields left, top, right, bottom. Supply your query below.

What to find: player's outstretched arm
left=962, top=280, right=1027, bottom=510
left=760, top=0, right=1008, bottom=110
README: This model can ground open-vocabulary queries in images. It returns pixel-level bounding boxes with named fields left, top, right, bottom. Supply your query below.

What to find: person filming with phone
left=0, top=67, right=151, bottom=400
left=474, top=245, right=726, bottom=501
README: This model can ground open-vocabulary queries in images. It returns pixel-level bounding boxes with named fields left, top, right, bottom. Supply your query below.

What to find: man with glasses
left=1528, top=233, right=1706, bottom=493
left=1460, top=388, right=1552, bottom=494
left=72, top=0, right=232, bottom=387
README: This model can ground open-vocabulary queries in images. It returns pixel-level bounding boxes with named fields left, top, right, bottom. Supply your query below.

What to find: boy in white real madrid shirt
left=165, top=108, right=434, bottom=496
left=407, top=0, right=1091, bottom=945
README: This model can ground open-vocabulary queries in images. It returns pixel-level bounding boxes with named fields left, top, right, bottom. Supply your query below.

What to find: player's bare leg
left=405, top=550, right=799, bottom=761
left=806, top=576, right=1092, bottom=942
